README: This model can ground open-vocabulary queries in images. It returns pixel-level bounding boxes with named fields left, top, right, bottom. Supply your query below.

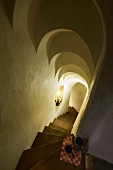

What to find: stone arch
left=55, top=75, right=88, bottom=117
left=62, top=72, right=89, bottom=88
left=57, top=65, right=90, bottom=85
left=46, top=30, right=94, bottom=70
left=27, top=0, right=104, bottom=58
left=54, top=52, right=92, bottom=80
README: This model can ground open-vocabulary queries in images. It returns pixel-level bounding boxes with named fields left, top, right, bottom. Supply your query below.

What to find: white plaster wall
left=0, top=6, right=59, bottom=170
left=69, top=83, right=87, bottom=112
left=0, top=6, right=89, bottom=169
left=0, top=0, right=107, bottom=168
left=54, top=80, right=77, bottom=117
left=55, top=77, right=88, bottom=118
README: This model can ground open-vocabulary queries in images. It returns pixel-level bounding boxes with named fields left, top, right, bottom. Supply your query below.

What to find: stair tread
left=43, top=126, right=68, bottom=137
left=30, top=148, right=85, bottom=170
left=49, top=123, right=71, bottom=134
left=53, top=119, right=73, bottom=130
left=16, top=141, right=63, bottom=170
left=58, top=112, right=78, bottom=124
left=57, top=116, right=76, bottom=125
left=32, top=132, right=64, bottom=148
left=16, top=110, right=78, bottom=170
left=59, top=112, right=78, bottom=118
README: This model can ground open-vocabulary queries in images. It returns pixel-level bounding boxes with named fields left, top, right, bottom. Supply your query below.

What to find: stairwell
left=16, top=107, right=113, bottom=170
left=16, top=107, right=86, bottom=170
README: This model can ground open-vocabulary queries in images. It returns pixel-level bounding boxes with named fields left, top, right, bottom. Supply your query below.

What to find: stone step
left=59, top=112, right=78, bottom=124
left=43, top=126, right=68, bottom=137
left=57, top=116, right=76, bottom=125
left=30, top=148, right=85, bottom=170
left=53, top=119, right=73, bottom=131
left=32, top=132, right=64, bottom=148
left=61, top=111, right=77, bottom=118
left=49, top=123, right=71, bottom=134
left=16, top=141, right=63, bottom=170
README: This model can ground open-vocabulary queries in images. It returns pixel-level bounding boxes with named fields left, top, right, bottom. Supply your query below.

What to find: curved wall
left=69, top=83, right=87, bottom=112
left=28, top=0, right=104, bottom=64
left=0, top=0, right=106, bottom=169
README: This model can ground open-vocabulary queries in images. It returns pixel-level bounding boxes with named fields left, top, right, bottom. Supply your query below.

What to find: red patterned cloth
left=60, top=135, right=82, bottom=166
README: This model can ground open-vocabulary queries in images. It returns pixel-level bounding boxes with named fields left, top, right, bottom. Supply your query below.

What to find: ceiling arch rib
left=54, top=52, right=92, bottom=81
left=28, top=0, right=104, bottom=63
left=63, top=74, right=88, bottom=90
left=61, top=72, right=89, bottom=87
left=57, top=65, right=90, bottom=85
left=47, top=29, right=95, bottom=75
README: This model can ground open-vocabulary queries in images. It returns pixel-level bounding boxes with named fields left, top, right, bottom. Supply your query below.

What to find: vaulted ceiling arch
left=28, top=0, right=104, bottom=63
left=61, top=72, right=89, bottom=88
left=54, top=52, right=92, bottom=81
left=46, top=29, right=95, bottom=71
left=57, top=65, right=90, bottom=85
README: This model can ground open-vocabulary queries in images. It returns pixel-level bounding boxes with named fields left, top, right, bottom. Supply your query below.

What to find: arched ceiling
left=0, top=0, right=105, bottom=67
left=28, top=0, right=104, bottom=65
left=58, top=65, right=90, bottom=85
left=54, top=52, right=92, bottom=80
left=46, top=30, right=94, bottom=68
left=63, top=74, right=88, bottom=90
left=61, top=72, right=89, bottom=86
left=0, top=0, right=105, bottom=112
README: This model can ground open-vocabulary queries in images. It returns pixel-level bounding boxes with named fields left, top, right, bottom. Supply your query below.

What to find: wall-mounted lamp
left=55, top=85, right=64, bottom=106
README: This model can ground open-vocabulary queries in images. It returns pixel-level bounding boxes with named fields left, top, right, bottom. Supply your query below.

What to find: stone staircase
left=16, top=107, right=85, bottom=170
left=16, top=106, right=113, bottom=170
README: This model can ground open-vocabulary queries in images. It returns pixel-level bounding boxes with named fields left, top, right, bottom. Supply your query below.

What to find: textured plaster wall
left=55, top=80, right=78, bottom=117
left=0, top=0, right=107, bottom=168
left=69, top=83, right=87, bottom=112
left=0, top=6, right=58, bottom=170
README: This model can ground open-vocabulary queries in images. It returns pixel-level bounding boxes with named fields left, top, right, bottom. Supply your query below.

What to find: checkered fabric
left=60, top=136, right=82, bottom=166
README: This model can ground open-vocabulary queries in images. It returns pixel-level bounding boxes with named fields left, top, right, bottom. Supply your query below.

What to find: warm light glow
left=55, top=85, right=64, bottom=106
left=60, top=73, right=89, bottom=96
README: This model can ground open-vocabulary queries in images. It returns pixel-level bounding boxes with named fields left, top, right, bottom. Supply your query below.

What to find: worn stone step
left=49, top=123, right=71, bottom=134
left=61, top=111, right=76, bottom=118
left=60, top=111, right=78, bottom=121
left=60, top=112, right=77, bottom=119
left=32, top=132, right=64, bottom=148
left=57, top=116, right=76, bottom=125
left=16, top=141, right=63, bottom=170
left=30, top=148, right=85, bottom=170
left=43, top=126, right=68, bottom=137
left=53, top=119, right=73, bottom=131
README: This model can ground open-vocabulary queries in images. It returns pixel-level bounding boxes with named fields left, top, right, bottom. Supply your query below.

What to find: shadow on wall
left=0, top=0, right=16, bottom=27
